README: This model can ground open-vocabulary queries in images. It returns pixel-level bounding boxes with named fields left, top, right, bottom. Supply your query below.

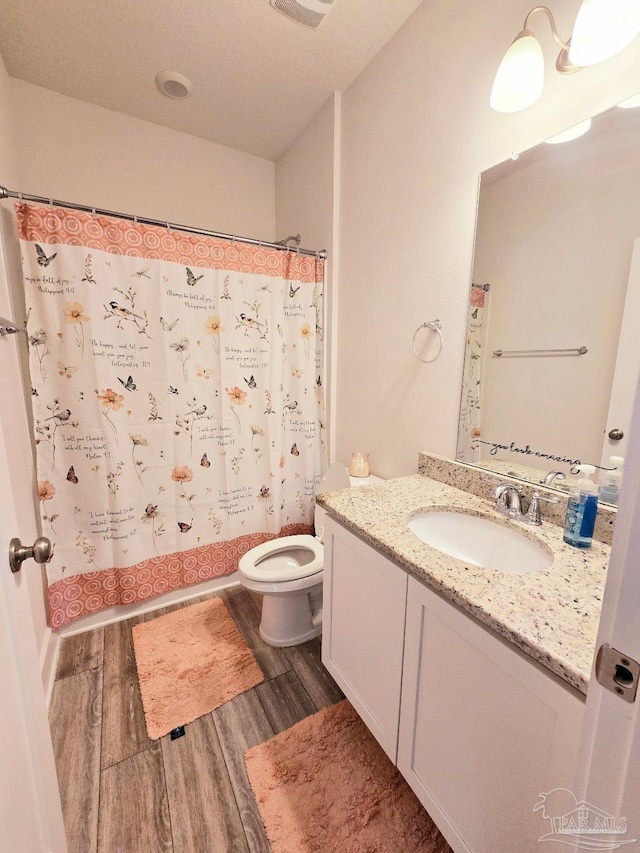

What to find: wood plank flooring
left=48, top=587, right=344, bottom=852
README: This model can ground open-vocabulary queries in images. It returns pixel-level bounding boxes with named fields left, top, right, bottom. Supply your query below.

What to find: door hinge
left=595, top=645, right=639, bottom=703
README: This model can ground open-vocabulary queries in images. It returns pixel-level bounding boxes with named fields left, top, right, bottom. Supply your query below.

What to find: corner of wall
left=329, top=91, right=341, bottom=463
left=274, top=92, right=341, bottom=463
left=0, top=50, right=20, bottom=184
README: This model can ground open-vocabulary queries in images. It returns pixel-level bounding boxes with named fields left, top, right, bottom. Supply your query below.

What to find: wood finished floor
left=48, top=586, right=344, bottom=853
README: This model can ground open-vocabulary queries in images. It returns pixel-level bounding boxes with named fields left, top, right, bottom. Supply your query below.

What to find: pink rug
left=245, top=700, right=452, bottom=853
left=132, top=598, right=264, bottom=739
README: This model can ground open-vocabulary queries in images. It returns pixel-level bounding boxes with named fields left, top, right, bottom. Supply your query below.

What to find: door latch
left=595, top=645, right=639, bottom=703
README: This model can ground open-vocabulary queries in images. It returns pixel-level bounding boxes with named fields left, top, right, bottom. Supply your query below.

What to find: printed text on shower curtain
left=17, top=203, right=325, bottom=628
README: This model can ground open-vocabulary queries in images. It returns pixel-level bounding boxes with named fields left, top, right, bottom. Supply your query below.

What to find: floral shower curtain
left=17, top=202, right=325, bottom=629
left=456, top=284, right=489, bottom=463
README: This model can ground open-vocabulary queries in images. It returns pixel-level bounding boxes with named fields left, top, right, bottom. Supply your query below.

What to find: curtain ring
left=166, top=221, right=171, bottom=232
left=133, top=214, right=137, bottom=224
left=17, top=191, right=23, bottom=201
left=92, top=207, right=96, bottom=216
left=412, top=319, right=443, bottom=363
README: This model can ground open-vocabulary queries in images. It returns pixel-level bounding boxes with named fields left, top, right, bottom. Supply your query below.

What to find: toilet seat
left=236, top=465, right=384, bottom=647
left=238, top=534, right=322, bottom=583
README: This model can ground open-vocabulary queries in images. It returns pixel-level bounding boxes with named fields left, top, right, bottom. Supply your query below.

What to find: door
left=0, top=413, right=67, bottom=852
left=321, top=517, right=407, bottom=762
left=600, top=238, right=640, bottom=468
left=576, top=368, right=640, bottom=847
left=0, top=208, right=66, bottom=850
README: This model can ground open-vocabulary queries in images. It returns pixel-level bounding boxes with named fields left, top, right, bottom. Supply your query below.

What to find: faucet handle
left=523, top=490, right=560, bottom=525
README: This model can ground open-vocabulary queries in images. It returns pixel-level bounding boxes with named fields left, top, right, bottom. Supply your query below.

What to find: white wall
left=10, top=79, right=276, bottom=240
left=0, top=54, right=18, bottom=182
left=275, top=94, right=339, bottom=459
left=474, top=112, right=640, bottom=475
left=276, top=95, right=336, bottom=254
left=334, top=0, right=640, bottom=479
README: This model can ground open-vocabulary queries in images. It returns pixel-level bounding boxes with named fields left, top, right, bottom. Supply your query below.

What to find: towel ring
left=412, top=319, right=443, bottom=363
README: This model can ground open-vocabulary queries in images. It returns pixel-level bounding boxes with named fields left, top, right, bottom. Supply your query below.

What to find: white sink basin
left=407, top=511, right=552, bottom=574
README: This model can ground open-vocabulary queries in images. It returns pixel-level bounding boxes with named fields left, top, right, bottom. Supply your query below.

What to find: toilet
left=238, top=463, right=382, bottom=647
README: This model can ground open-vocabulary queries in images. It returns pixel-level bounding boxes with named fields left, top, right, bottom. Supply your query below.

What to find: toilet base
left=258, top=588, right=322, bottom=647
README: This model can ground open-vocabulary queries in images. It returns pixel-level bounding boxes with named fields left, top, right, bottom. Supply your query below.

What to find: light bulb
left=490, top=30, right=544, bottom=113
left=569, top=0, right=640, bottom=67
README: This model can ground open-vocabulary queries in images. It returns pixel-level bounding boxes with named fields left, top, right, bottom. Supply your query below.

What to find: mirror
left=457, top=99, right=640, bottom=502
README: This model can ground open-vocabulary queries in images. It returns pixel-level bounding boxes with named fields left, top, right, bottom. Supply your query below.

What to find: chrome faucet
left=541, top=470, right=566, bottom=487
left=492, top=482, right=559, bottom=525
left=493, top=483, right=524, bottom=516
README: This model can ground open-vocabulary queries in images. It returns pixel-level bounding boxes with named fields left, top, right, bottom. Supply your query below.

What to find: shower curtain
left=17, top=202, right=325, bottom=629
left=456, top=285, right=489, bottom=463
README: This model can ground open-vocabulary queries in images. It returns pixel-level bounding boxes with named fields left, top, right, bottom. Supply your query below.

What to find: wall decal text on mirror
left=476, top=439, right=582, bottom=473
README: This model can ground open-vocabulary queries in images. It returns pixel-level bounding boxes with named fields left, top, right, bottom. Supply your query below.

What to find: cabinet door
left=398, top=576, right=585, bottom=853
left=322, top=517, right=407, bottom=762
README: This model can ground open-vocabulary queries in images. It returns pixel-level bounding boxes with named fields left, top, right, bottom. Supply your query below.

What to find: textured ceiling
left=0, top=0, right=424, bottom=160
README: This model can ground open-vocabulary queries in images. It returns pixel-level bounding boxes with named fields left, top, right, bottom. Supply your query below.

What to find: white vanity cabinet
left=321, top=516, right=408, bottom=762
left=398, top=575, right=585, bottom=853
left=322, top=518, right=586, bottom=853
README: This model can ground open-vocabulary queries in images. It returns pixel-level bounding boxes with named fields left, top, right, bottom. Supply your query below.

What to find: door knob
left=9, top=536, right=52, bottom=574
left=608, top=428, right=624, bottom=441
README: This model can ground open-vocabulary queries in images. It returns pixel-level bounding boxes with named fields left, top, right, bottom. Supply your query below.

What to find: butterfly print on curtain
left=17, top=201, right=325, bottom=628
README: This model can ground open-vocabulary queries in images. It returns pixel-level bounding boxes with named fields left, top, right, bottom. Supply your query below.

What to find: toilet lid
left=238, top=534, right=323, bottom=583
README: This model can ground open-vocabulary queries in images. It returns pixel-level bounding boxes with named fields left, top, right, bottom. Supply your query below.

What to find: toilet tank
left=313, top=465, right=384, bottom=541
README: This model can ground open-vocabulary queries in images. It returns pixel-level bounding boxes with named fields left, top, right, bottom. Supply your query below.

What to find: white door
left=0, top=412, right=67, bottom=852
left=0, top=209, right=66, bottom=851
left=575, top=368, right=640, bottom=847
left=600, top=238, right=640, bottom=469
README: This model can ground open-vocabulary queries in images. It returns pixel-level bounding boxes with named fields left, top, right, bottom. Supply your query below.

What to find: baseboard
left=40, top=626, right=60, bottom=709
left=57, top=574, right=241, bottom=639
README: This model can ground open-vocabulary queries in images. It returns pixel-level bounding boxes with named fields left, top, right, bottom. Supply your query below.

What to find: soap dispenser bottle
left=599, top=455, right=624, bottom=506
left=563, top=465, right=599, bottom=548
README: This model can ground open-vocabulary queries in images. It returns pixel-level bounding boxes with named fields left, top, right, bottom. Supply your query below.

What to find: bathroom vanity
left=319, top=467, right=610, bottom=853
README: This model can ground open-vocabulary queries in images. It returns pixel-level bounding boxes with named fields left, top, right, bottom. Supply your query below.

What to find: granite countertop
left=317, top=474, right=610, bottom=695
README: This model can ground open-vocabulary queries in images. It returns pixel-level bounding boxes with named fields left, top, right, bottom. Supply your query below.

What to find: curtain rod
left=0, top=186, right=327, bottom=260
left=472, top=282, right=491, bottom=291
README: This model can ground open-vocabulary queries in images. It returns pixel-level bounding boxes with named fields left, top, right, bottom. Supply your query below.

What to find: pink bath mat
left=132, top=597, right=264, bottom=739
left=245, top=699, right=452, bottom=853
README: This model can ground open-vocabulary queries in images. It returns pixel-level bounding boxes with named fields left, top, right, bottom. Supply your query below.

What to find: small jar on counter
left=348, top=452, right=370, bottom=478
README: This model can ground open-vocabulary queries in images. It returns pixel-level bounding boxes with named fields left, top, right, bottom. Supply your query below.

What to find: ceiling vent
left=270, top=0, right=335, bottom=29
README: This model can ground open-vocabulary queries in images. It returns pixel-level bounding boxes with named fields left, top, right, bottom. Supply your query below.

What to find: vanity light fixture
left=490, top=1, right=640, bottom=113
left=569, top=0, right=640, bottom=67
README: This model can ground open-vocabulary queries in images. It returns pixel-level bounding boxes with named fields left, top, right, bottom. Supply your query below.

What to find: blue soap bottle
left=563, top=465, right=599, bottom=548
